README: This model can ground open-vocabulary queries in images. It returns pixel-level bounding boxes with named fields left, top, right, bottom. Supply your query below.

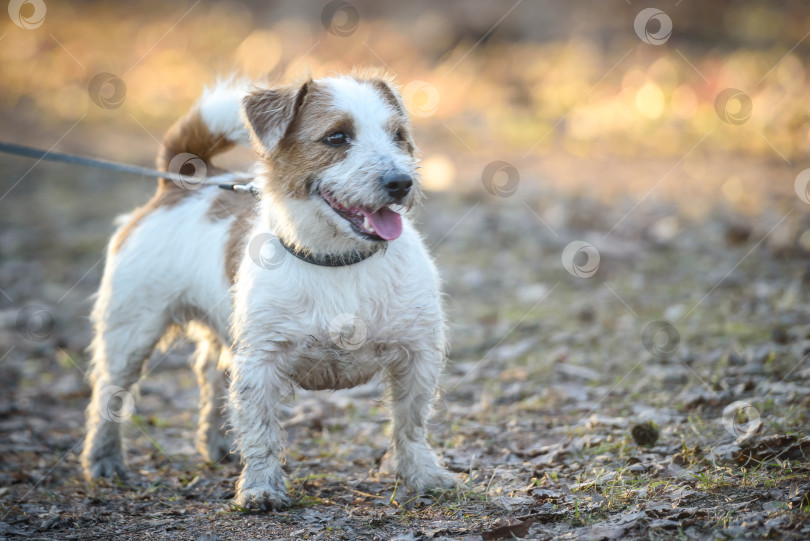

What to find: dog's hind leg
left=190, top=329, right=232, bottom=463
left=81, top=277, right=169, bottom=481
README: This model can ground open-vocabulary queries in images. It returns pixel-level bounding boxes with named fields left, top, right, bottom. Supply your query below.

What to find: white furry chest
left=232, top=225, right=444, bottom=391
left=274, top=284, right=403, bottom=390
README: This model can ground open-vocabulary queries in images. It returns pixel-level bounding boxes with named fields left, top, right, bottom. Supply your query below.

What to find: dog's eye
left=324, top=132, right=347, bottom=147
left=393, top=129, right=403, bottom=142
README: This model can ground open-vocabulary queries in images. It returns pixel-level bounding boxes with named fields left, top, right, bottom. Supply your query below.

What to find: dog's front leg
left=387, top=350, right=457, bottom=493
left=228, top=352, right=290, bottom=510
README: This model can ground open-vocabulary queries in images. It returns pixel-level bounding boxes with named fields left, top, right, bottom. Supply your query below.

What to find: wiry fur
left=82, top=73, right=456, bottom=510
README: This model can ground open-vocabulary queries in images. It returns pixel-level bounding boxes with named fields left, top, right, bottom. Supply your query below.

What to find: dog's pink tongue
left=363, top=206, right=402, bottom=240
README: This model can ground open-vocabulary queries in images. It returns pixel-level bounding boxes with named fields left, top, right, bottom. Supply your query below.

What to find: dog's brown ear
left=370, top=78, right=417, bottom=154
left=371, top=79, right=406, bottom=117
left=243, top=80, right=311, bottom=153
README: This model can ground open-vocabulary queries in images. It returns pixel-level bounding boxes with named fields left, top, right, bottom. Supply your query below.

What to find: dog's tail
left=156, top=78, right=252, bottom=177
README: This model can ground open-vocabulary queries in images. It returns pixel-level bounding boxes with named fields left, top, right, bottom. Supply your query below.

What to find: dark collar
left=278, top=236, right=380, bottom=267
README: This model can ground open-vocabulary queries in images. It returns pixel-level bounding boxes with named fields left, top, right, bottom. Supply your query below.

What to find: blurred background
left=2, top=2, right=810, bottom=537
left=3, top=0, right=810, bottom=345
left=2, top=0, right=810, bottom=209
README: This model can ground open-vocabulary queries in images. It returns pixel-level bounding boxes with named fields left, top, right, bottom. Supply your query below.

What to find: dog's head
left=243, top=72, right=421, bottom=251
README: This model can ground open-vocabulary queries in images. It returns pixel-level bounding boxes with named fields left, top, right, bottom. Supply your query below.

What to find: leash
left=0, top=140, right=256, bottom=192
left=0, top=140, right=381, bottom=267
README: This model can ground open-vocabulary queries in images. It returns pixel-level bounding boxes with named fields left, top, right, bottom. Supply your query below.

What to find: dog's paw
left=84, top=455, right=128, bottom=481
left=406, top=466, right=459, bottom=493
left=235, top=485, right=290, bottom=512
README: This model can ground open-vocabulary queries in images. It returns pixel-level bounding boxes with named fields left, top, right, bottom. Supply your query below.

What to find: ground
left=1, top=150, right=809, bottom=540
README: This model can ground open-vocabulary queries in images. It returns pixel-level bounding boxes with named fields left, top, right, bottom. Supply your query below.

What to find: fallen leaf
left=480, top=517, right=534, bottom=540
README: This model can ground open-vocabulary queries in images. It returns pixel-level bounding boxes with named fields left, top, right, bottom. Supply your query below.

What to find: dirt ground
left=1, top=149, right=810, bottom=540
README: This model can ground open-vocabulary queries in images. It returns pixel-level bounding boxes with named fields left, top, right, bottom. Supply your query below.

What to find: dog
left=81, top=70, right=457, bottom=510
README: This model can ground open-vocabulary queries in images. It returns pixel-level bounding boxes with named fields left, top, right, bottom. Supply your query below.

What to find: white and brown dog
left=81, top=70, right=456, bottom=509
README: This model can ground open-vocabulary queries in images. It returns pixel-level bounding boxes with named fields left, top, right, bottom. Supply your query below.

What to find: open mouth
left=320, top=189, right=403, bottom=241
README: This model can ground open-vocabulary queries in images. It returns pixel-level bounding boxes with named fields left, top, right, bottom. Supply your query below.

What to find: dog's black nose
left=382, top=172, right=412, bottom=199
